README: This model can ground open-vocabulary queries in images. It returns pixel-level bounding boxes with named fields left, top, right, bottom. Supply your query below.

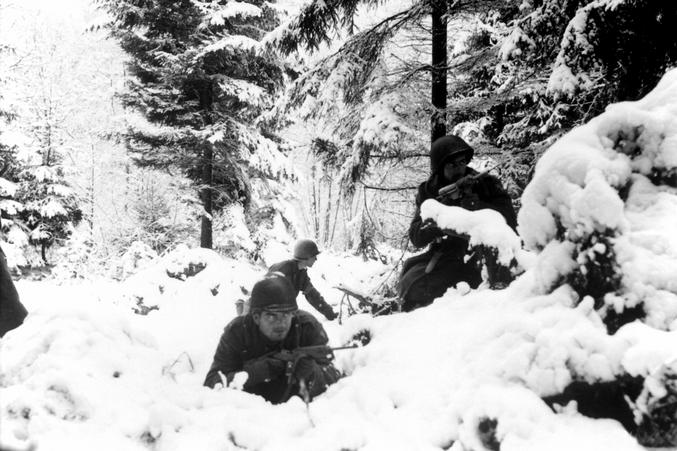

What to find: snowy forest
left=2, top=0, right=677, bottom=450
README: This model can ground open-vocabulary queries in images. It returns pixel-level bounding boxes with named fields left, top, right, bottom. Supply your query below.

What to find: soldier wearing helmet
left=267, top=239, right=338, bottom=321
left=399, top=135, right=516, bottom=311
left=204, top=275, right=340, bottom=403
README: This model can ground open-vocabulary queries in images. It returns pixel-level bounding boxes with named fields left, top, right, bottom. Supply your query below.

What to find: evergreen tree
left=0, top=34, right=20, bottom=238
left=453, top=0, right=677, bottom=156
left=269, top=0, right=515, bottom=252
left=0, top=7, right=84, bottom=265
left=0, top=145, right=22, bottom=240
left=13, top=159, right=82, bottom=264
left=273, top=0, right=677, bottom=254
left=97, top=0, right=287, bottom=249
left=0, top=110, right=81, bottom=265
left=277, top=0, right=508, bottom=147
left=9, top=63, right=82, bottom=264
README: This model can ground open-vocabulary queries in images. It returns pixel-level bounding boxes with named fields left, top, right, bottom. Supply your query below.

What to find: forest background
left=1, top=0, right=674, bottom=284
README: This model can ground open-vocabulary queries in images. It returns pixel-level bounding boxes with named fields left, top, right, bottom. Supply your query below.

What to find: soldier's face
left=443, top=155, right=467, bottom=182
left=253, top=310, right=294, bottom=342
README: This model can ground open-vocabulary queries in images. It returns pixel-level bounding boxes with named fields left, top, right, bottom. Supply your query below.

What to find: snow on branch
left=218, top=77, right=267, bottom=108
left=352, top=96, right=415, bottom=153
left=519, top=66, right=677, bottom=329
left=125, top=113, right=184, bottom=142
left=546, top=2, right=604, bottom=98
left=420, top=199, right=521, bottom=265
left=208, top=1, right=263, bottom=25
left=201, top=35, right=260, bottom=53
left=0, top=177, right=17, bottom=197
left=0, top=199, right=22, bottom=216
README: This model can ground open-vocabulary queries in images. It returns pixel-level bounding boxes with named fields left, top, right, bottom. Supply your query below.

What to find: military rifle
left=334, top=284, right=401, bottom=317
left=275, top=344, right=359, bottom=405
left=265, top=344, right=359, bottom=367
left=437, top=167, right=495, bottom=203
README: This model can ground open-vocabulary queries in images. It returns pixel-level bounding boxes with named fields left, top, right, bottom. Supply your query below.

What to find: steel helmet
left=293, top=239, right=320, bottom=260
left=430, top=135, right=474, bottom=173
left=249, top=275, right=298, bottom=313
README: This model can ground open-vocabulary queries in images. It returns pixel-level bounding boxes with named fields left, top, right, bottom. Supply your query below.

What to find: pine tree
left=0, top=32, right=21, bottom=238
left=97, top=0, right=287, bottom=249
left=277, top=0, right=512, bottom=144
left=0, top=6, right=84, bottom=265
left=14, top=162, right=82, bottom=264
left=269, top=0, right=516, bottom=251
left=273, top=0, right=677, bottom=253
left=0, top=108, right=81, bottom=265
left=11, top=66, right=82, bottom=264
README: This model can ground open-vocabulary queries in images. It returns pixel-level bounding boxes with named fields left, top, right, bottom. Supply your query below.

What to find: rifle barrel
left=331, top=344, right=360, bottom=351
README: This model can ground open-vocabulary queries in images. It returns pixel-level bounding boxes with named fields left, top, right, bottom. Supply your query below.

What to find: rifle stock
left=437, top=169, right=493, bottom=202
left=266, top=343, right=359, bottom=362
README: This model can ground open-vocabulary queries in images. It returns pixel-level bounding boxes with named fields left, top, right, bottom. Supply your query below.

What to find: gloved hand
left=293, top=356, right=318, bottom=382
left=242, top=356, right=286, bottom=385
left=420, top=219, right=444, bottom=240
left=460, top=193, right=481, bottom=210
left=325, top=309, right=338, bottom=321
left=301, top=345, right=334, bottom=365
left=272, top=346, right=334, bottom=367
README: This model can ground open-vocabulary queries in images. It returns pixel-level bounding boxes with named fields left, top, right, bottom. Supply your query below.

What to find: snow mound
left=519, top=68, right=677, bottom=331
left=112, top=245, right=261, bottom=315
left=421, top=199, right=521, bottom=265
left=3, top=281, right=664, bottom=451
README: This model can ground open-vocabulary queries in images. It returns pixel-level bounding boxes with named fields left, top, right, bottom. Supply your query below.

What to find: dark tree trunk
left=200, top=143, right=213, bottom=249
left=430, top=0, right=448, bottom=145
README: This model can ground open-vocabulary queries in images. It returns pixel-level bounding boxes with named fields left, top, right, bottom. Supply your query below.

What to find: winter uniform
left=203, top=310, right=340, bottom=403
left=268, top=259, right=337, bottom=321
left=0, top=245, right=27, bottom=337
left=399, top=136, right=517, bottom=311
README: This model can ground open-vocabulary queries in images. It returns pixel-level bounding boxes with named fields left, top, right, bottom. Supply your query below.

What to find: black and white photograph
left=1, top=0, right=677, bottom=450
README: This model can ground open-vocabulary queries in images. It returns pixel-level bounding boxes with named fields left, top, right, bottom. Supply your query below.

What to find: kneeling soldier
left=204, top=275, right=340, bottom=404
left=268, top=239, right=338, bottom=321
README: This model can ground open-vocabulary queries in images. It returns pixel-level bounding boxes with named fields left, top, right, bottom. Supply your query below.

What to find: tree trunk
left=88, top=144, right=95, bottom=230
left=310, top=164, right=320, bottom=238
left=430, top=0, right=448, bottom=144
left=323, top=177, right=333, bottom=245
left=200, top=143, right=213, bottom=249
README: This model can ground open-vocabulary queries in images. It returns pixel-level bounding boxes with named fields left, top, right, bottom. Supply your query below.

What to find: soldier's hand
left=325, top=310, right=338, bottom=321
left=270, top=350, right=297, bottom=364
left=302, top=345, right=334, bottom=365
left=243, top=356, right=286, bottom=384
left=460, top=193, right=481, bottom=210
left=293, top=356, right=318, bottom=381
left=420, top=219, right=443, bottom=237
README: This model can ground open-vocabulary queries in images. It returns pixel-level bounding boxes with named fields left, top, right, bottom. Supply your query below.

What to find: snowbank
left=519, top=68, right=677, bottom=331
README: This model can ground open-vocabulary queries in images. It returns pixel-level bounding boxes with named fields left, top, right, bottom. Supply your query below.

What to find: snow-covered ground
left=4, top=71, right=677, bottom=450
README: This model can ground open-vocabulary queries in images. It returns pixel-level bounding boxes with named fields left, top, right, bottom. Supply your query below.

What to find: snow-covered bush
left=519, top=69, right=677, bottom=333
left=118, top=241, right=158, bottom=281
left=512, top=67, right=677, bottom=444
left=109, top=246, right=262, bottom=318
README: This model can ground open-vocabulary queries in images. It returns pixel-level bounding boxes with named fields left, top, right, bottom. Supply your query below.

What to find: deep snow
left=4, top=70, right=677, bottom=451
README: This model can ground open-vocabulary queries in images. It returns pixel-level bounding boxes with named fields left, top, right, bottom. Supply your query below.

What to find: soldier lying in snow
left=204, top=275, right=340, bottom=404
left=398, top=135, right=517, bottom=312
